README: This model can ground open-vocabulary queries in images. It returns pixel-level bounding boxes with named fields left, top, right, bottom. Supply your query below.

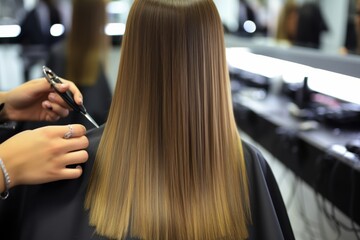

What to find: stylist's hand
left=0, top=124, right=88, bottom=189
left=0, top=78, right=83, bottom=122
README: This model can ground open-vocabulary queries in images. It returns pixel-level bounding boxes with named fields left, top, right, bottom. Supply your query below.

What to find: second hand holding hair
left=42, top=66, right=100, bottom=128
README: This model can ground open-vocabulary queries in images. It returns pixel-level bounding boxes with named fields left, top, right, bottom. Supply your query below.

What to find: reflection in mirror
left=275, top=1, right=298, bottom=46
left=216, top=0, right=351, bottom=56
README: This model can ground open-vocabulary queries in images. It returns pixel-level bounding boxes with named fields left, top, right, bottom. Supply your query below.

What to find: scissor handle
left=42, top=66, right=87, bottom=114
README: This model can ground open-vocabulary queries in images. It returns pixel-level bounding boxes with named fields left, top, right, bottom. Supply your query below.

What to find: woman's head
left=115, top=0, right=230, bottom=116
left=86, top=1, right=250, bottom=239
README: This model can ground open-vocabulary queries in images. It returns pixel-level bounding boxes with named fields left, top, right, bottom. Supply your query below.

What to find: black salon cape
left=0, top=126, right=295, bottom=240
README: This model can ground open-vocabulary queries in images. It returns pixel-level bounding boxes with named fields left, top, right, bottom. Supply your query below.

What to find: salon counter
left=232, top=91, right=360, bottom=225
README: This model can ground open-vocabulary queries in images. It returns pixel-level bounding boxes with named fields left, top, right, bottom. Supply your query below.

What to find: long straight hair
left=66, top=0, right=108, bottom=86
left=85, top=0, right=250, bottom=239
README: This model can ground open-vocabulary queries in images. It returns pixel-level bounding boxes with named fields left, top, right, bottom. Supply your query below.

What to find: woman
left=0, top=1, right=294, bottom=239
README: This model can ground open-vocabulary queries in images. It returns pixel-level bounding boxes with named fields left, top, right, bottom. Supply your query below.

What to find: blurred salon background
left=1, top=0, right=360, bottom=239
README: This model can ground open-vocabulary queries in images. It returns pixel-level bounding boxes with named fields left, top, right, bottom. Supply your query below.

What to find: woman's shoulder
left=241, top=140, right=268, bottom=172
left=241, top=140, right=296, bottom=240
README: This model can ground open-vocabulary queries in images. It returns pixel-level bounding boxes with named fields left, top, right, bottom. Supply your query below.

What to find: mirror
left=0, top=0, right=354, bottom=57
left=214, top=0, right=355, bottom=58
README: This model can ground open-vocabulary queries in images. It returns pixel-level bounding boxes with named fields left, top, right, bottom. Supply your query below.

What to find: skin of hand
left=0, top=78, right=83, bottom=122
left=0, top=124, right=89, bottom=192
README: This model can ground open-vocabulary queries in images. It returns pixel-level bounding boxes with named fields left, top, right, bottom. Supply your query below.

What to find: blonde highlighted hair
left=85, top=0, right=250, bottom=239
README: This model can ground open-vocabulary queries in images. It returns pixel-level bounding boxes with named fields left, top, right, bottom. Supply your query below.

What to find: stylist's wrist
left=0, top=157, right=15, bottom=192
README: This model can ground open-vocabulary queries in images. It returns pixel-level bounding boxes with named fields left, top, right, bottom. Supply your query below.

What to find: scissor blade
left=81, top=112, right=100, bottom=128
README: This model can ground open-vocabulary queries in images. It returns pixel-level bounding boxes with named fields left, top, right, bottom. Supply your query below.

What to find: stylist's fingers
left=41, top=101, right=61, bottom=121
left=47, top=92, right=71, bottom=110
left=60, top=124, right=87, bottom=139
left=56, top=79, right=83, bottom=105
left=63, top=136, right=89, bottom=153
left=59, top=165, right=84, bottom=180
left=41, top=124, right=86, bottom=139
left=61, top=150, right=88, bottom=167
left=42, top=100, right=70, bottom=118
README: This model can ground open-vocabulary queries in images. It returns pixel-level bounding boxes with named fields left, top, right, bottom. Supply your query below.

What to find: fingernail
left=49, top=93, right=56, bottom=101
left=59, top=83, right=68, bottom=89
left=78, top=95, right=83, bottom=105
left=44, top=102, right=53, bottom=110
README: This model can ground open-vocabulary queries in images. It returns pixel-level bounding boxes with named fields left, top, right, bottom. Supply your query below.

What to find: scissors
left=42, top=66, right=100, bottom=128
